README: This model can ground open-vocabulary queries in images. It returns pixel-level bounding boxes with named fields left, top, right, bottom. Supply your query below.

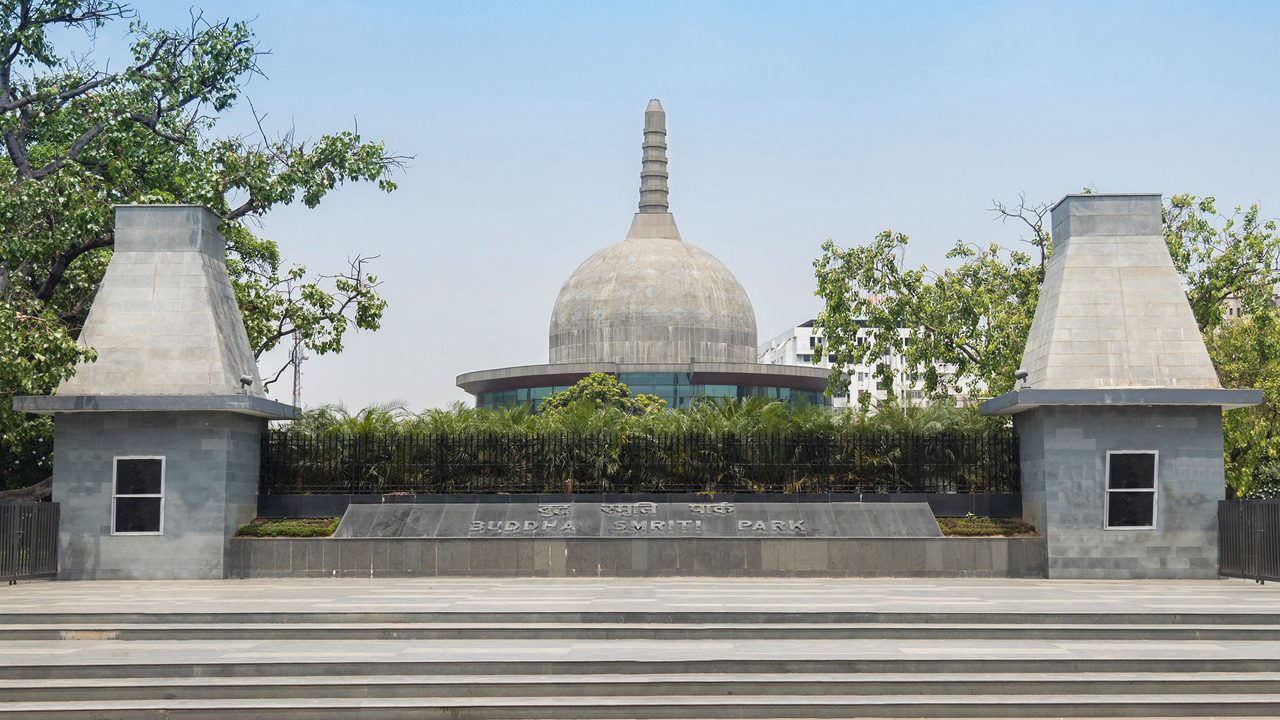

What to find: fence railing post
left=1219, top=499, right=1279, bottom=584
left=253, top=429, right=1024, bottom=498
left=2, top=502, right=59, bottom=583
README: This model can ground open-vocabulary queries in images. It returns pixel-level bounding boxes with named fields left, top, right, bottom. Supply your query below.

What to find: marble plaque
left=334, top=501, right=942, bottom=539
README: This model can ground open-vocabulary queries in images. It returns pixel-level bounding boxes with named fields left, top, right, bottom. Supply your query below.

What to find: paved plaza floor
left=2, top=576, right=1277, bottom=616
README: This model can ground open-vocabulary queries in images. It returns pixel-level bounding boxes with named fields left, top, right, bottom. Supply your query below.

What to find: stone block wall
left=1016, top=405, right=1224, bottom=578
left=228, top=536, right=1048, bottom=578
left=53, top=411, right=264, bottom=580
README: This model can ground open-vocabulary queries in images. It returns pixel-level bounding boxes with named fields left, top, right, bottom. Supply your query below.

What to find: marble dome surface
left=548, top=213, right=757, bottom=364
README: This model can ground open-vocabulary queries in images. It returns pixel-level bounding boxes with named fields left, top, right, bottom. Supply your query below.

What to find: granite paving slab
left=2, top=578, right=1276, bottom=616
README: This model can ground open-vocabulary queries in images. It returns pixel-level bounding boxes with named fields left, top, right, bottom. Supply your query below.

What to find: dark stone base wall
left=1017, top=405, right=1224, bottom=579
left=228, top=536, right=1047, bottom=578
left=53, top=411, right=264, bottom=580
left=258, top=493, right=1024, bottom=520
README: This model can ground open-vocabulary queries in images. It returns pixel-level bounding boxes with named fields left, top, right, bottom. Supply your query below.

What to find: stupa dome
left=548, top=100, right=758, bottom=364
left=458, top=99, right=829, bottom=410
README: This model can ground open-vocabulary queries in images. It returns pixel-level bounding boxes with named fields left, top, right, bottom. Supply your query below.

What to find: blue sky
left=107, top=1, right=1280, bottom=409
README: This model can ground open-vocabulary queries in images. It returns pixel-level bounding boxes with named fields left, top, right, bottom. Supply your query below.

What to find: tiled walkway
left=3, top=576, right=1277, bottom=616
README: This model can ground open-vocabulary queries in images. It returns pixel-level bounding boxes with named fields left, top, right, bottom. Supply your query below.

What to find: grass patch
left=937, top=515, right=1037, bottom=537
left=236, top=517, right=339, bottom=538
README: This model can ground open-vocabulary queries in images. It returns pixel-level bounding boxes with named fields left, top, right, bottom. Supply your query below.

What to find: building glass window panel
left=113, top=457, right=164, bottom=535
left=1105, top=451, right=1157, bottom=529
left=1107, top=493, right=1155, bottom=528
left=483, top=379, right=831, bottom=412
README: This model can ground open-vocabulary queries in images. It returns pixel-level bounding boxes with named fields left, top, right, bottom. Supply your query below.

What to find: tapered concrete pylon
left=1019, top=194, right=1219, bottom=390
left=56, top=206, right=265, bottom=397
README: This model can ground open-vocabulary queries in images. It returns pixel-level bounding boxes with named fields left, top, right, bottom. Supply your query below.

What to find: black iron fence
left=1219, top=499, right=1280, bottom=583
left=260, top=431, right=1020, bottom=496
left=1, top=502, right=58, bottom=583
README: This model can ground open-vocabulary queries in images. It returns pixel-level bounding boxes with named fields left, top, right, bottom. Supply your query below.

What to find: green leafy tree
left=0, top=1, right=405, bottom=487
left=1207, top=317, right=1280, bottom=496
left=1165, top=195, right=1280, bottom=331
left=1166, top=195, right=1280, bottom=496
left=813, top=197, right=1049, bottom=399
left=538, top=373, right=666, bottom=416
left=813, top=193, right=1280, bottom=494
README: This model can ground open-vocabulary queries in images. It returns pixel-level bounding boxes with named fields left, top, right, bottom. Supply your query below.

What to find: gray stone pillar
left=982, top=194, right=1260, bottom=579
left=14, top=205, right=296, bottom=580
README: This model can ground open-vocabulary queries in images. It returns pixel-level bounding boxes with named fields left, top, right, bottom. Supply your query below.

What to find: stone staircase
left=2, top=608, right=1279, bottom=718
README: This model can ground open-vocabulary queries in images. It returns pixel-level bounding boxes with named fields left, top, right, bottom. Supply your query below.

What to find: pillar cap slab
left=980, top=387, right=1262, bottom=415
left=12, top=394, right=298, bottom=419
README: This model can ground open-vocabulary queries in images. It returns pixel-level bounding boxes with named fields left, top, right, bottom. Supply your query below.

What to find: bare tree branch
left=260, top=357, right=292, bottom=390
left=34, top=232, right=114, bottom=302
left=253, top=302, right=295, bottom=359
left=29, top=120, right=106, bottom=178
left=57, top=284, right=99, bottom=327
left=990, top=194, right=1052, bottom=276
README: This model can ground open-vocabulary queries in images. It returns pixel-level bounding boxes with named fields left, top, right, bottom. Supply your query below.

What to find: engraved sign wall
left=335, top=500, right=943, bottom=539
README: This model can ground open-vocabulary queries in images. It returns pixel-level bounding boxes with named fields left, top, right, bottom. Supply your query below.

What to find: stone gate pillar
left=14, top=205, right=296, bottom=580
left=982, top=194, right=1260, bottom=579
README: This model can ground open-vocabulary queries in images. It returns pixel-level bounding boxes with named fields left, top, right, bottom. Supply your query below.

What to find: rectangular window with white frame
left=1104, top=451, right=1157, bottom=529
left=112, top=456, right=165, bottom=535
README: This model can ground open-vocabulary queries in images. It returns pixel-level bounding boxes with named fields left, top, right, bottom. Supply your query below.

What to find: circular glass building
left=457, top=100, right=830, bottom=409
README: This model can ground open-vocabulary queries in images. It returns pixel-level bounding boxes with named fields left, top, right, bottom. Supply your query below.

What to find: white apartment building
left=758, top=319, right=953, bottom=407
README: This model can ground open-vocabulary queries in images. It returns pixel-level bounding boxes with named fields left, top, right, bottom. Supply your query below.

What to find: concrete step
left=6, top=655, right=1280, bottom=680
left=5, top=621, right=1280, bottom=642
left=3, top=610, right=1277, bottom=625
left=3, top=693, right=1280, bottom=718
left=3, top=672, right=1280, bottom=702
